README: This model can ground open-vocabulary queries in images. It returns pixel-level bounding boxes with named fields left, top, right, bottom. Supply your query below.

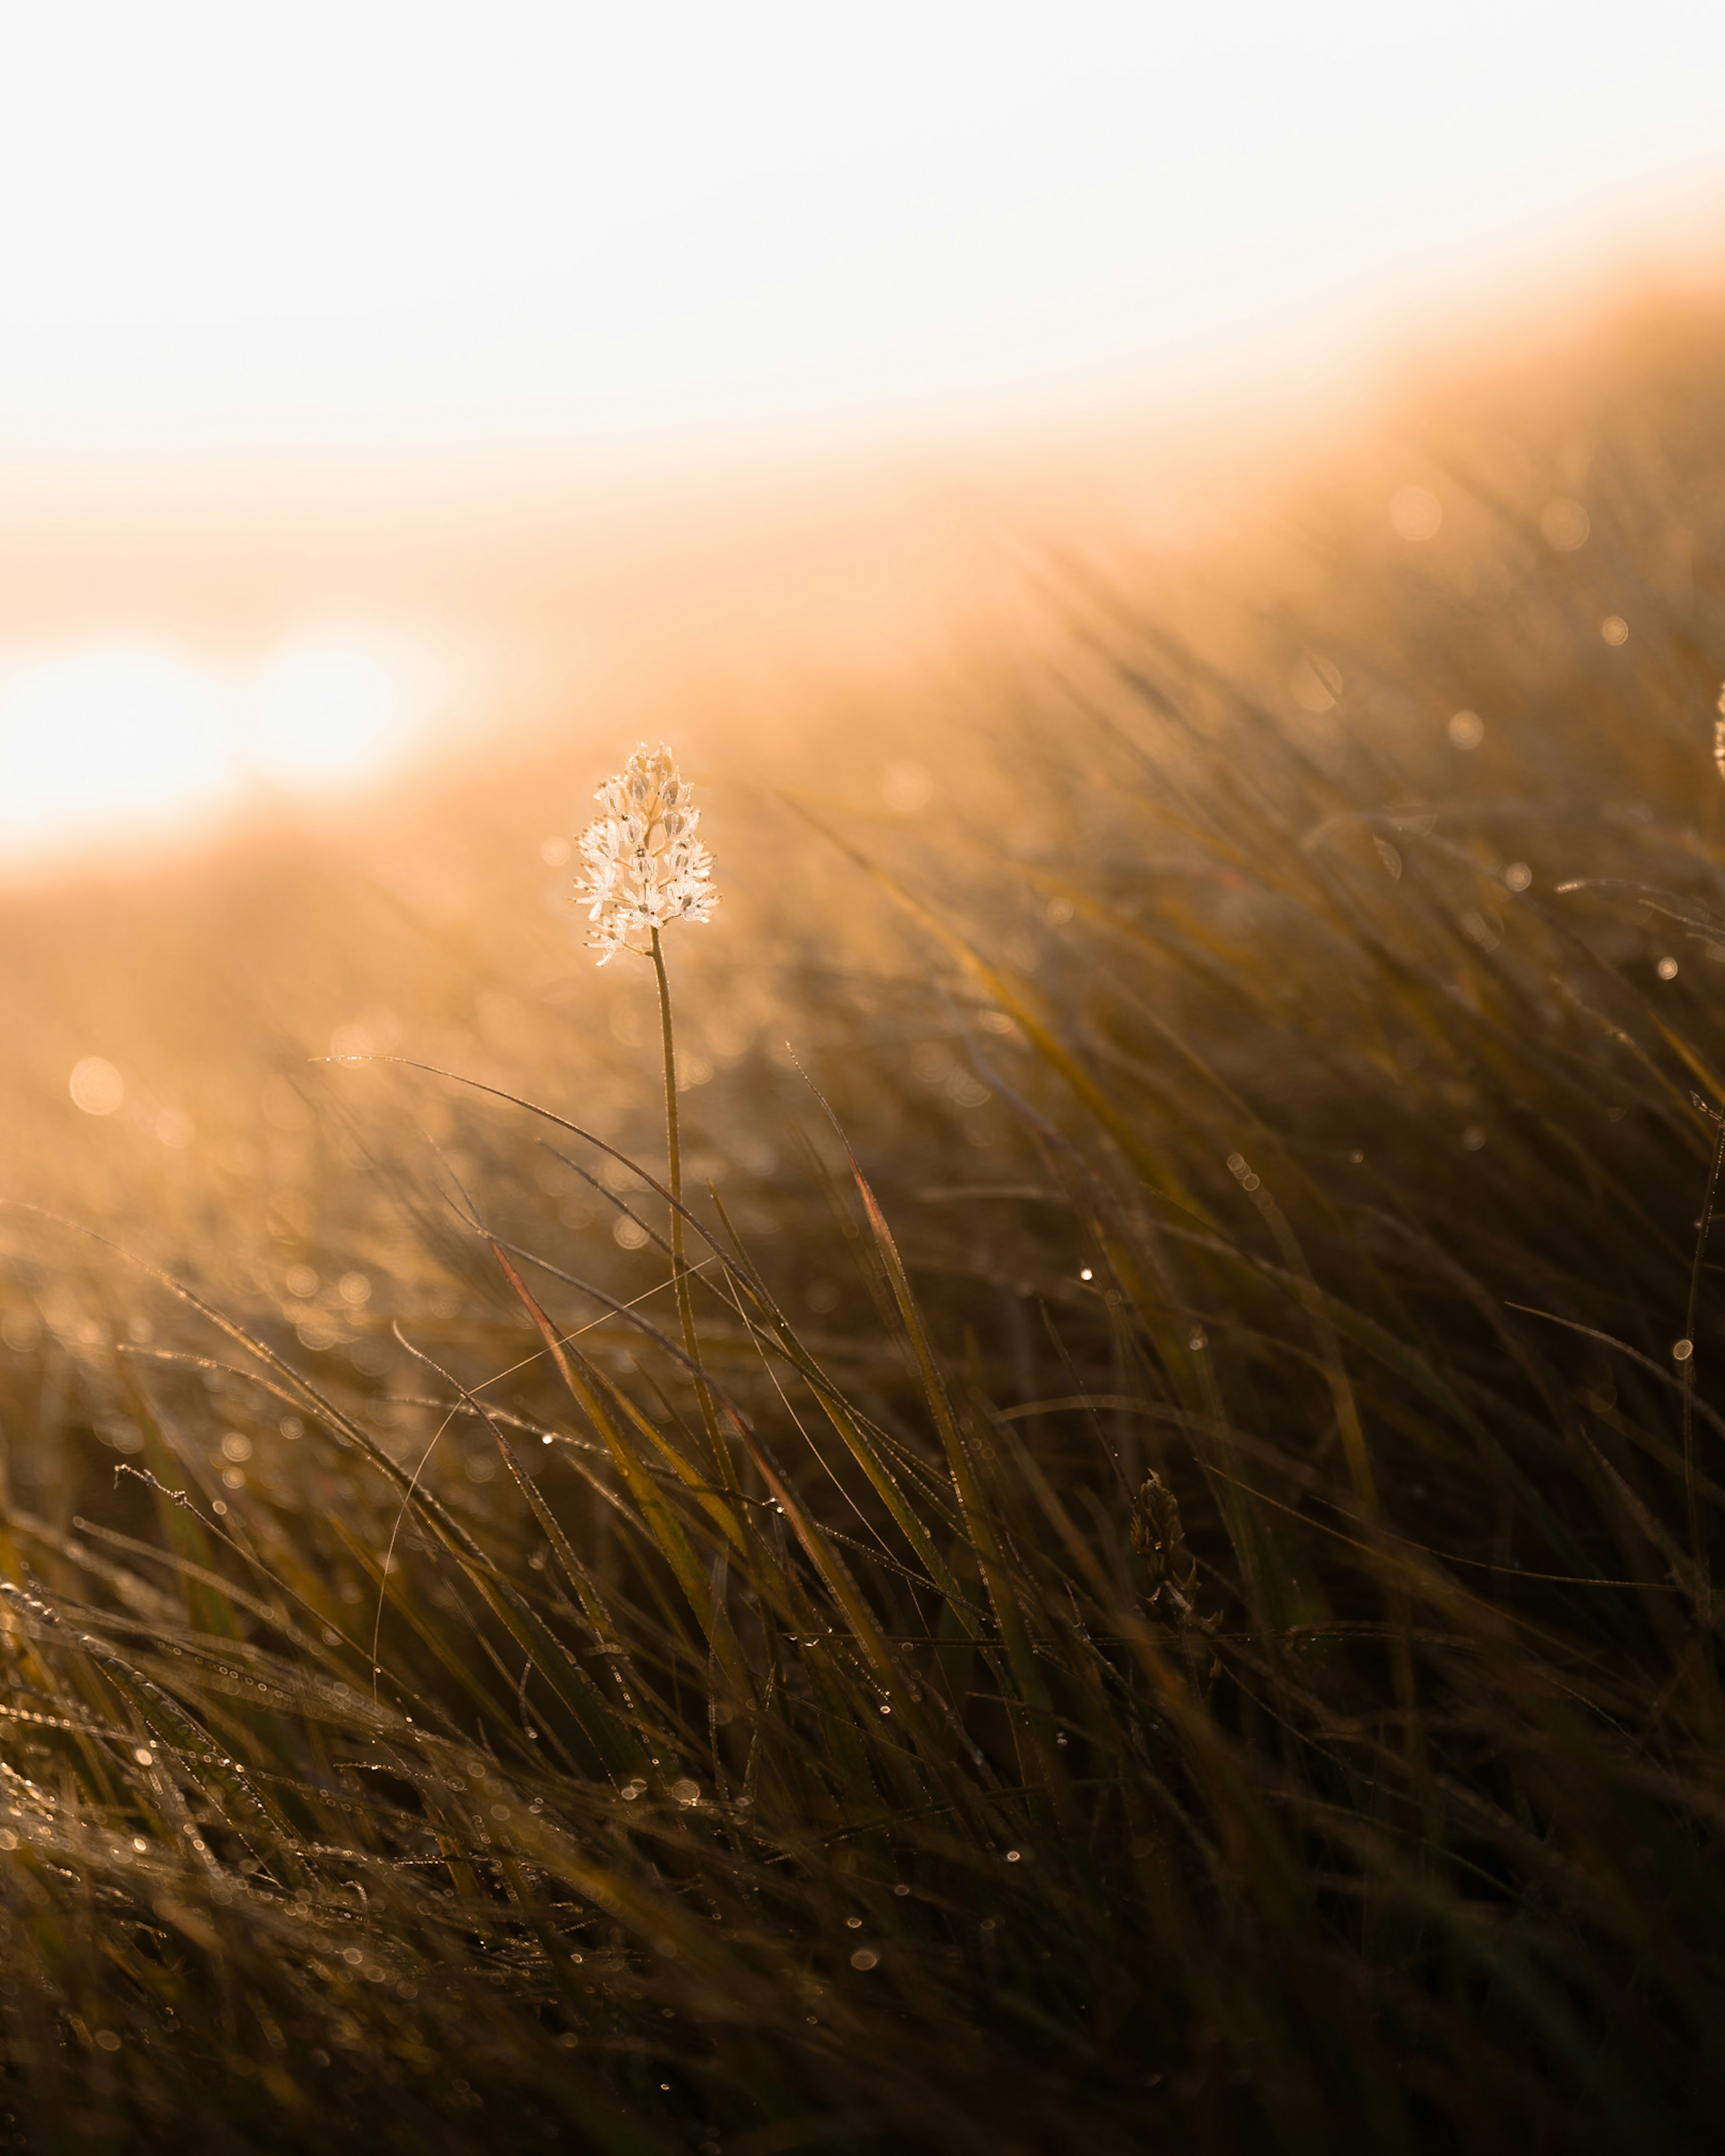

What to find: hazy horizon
left=3, top=1, right=1724, bottom=855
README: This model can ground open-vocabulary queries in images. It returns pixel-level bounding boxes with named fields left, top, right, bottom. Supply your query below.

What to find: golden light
left=0, top=4, right=1720, bottom=849
left=0, top=628, right=450, bottom=850
left=0, top=643, right=231, bottom=842
left=68, top=1056, right=125, bottom=1116
left=241, top=630, right=444, bottom=786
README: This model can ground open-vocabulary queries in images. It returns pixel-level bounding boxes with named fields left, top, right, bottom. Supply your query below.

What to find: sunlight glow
left=0, top=628, right=447, bottom=849
left=243, top=632, right=433, bottom=784
left=0, top=645, right=230, bottom=837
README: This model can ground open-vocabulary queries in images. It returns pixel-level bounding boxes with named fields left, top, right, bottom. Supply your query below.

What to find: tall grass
left=3, top=300, right=1725, bottom=2152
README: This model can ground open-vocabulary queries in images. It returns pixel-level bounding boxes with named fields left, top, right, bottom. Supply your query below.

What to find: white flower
left=572, top=742, right=718, bottom=963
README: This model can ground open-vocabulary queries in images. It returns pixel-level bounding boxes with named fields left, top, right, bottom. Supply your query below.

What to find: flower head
left=573, top=742, right=717, bottom=964
left=1716, top=684, right=1725, bottom=784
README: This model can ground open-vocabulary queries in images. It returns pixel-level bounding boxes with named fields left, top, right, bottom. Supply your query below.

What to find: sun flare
left=0, top=627, right=450, bottom=848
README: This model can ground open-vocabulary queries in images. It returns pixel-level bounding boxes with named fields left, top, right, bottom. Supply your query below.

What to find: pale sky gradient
left=0, top=0, right=1721, bottom=468
left=1, top=2, right=1722, bottom=857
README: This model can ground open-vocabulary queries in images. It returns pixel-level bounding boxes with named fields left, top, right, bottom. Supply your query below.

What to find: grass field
left=1, top=295, right=1725, bottom=2153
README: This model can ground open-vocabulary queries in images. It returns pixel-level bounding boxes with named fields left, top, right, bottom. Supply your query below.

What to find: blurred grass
left=0, top=295, right=1725, bottom=2150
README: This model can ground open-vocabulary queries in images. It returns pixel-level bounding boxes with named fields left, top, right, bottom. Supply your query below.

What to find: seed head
left=573, top=743, right=717, bottom=964
left=1130, top=1471, right=1198, bottom=1606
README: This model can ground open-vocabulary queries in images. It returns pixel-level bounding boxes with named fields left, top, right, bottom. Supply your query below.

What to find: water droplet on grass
left=1448, top=711, right=1484, bottom=750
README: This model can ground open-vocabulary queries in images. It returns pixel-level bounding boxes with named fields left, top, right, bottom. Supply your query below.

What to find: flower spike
left=572, top=743, right=718, bottom=963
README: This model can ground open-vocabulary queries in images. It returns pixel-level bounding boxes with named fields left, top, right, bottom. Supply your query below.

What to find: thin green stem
left=650, top=926, right=733, bottom=1487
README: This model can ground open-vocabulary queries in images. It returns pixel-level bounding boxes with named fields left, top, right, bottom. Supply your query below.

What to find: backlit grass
left=1, top=297, right=1725, bottom=2152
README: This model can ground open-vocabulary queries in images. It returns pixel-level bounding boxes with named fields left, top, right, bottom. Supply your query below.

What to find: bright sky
left=0, top=1, right=1721, bottom=854
left=0, top=0, right=1721, bottom=465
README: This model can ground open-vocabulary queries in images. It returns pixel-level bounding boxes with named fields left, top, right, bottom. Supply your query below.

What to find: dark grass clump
left=2, top=302, right=1725, bottom=2152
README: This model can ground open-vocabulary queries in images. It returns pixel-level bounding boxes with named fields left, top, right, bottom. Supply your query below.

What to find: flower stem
left=649, top=927, right=731, bottom=1485
left=1682, top=1108, right=1724, bottom=1640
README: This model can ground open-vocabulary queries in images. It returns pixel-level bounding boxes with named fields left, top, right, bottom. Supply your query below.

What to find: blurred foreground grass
left=2, top=300, right=1725, bottom=2151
